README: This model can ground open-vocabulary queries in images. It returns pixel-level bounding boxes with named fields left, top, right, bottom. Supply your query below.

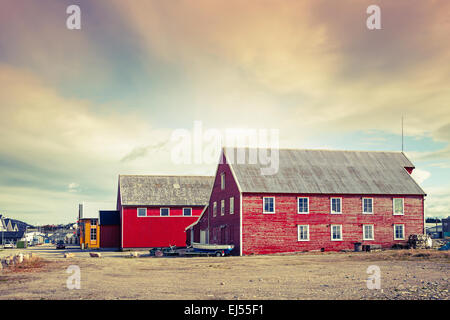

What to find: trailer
left=149, top=243, right=234, bottom=257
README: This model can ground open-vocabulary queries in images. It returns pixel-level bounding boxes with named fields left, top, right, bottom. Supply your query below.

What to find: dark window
left=183, top=208, right=192, bottom=216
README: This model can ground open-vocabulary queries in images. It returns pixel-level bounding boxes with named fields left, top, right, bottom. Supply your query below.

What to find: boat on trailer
left=191, top=242, right=234, bottom=256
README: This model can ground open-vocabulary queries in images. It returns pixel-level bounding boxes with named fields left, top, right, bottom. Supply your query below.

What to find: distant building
left=443, top=216, right=450, bottom=238
left=0, top=215, right=6, bottom=232
left=1, top=230, right=25, bottom=245
left=426, top=224, right=443, bottom=239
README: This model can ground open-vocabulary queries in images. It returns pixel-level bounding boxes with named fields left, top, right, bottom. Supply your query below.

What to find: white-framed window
left=221, top=200, right=225, bottom=216
left=362, top=198, right=373, bottom=214
left=297, top=197, right=309, bottom=214
left=263, top=197, right=275, bottom=214
left=363, top=224, right=374, bottom=240
left=137, top=208, right=147, bottom=217
left=331, top=225, right=342, bottom=241
left=330, top=198, right=342, bottom=214
left=220, top=173, right=225, bottom=190
left=90, top=228, right=97, bottom=241
left=160, top=208, right=170, bottom=216
left=183, top=208, right=192, bottom=216
left=91, top=219, right=97, bottom=226
left=394, top=224, right=405, bottom=240
left=393, top=198, right=404, bottom=215
left=230, top=197, right=234, bottom=214
left=297, top=225, right=310, bottom=241
left=213, top=202, right=217, bottom=217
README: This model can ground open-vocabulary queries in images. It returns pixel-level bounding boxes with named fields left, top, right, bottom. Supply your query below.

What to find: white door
left=200, top=230, right=206, bottom=244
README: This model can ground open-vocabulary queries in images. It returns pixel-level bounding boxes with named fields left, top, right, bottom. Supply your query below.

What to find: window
left=363, top=224, right=374, bottom=240
left=298, top=197, right=309, bottom=214
left=263, top=197, right=275, bottom=214
left=297, top=225, right=309, bottom=241
left=394, top=224, right=405, bottom=240
left=91, top=219, right=97, bottom=225
left=230, top=197, right=234, bottom=214
left=331, top=198, right=342, bottom=214
left=221, top=200, right=225, bottom=216
left=183, top=208, right=192, bottom=216
left=331, top=225, right=342, bottom=241
left=362, top=198, right=373, bottom=214
left=393, top=198, right=404, bottom=215
left=90, top=228, right=97, bottom=241
left=137, top=208, right=147, bottom=217
left=220, top=173, right=225, bottom=190
left=213, top=202, right=217, bottom=217
left=160, top=208, right=170, bottom=216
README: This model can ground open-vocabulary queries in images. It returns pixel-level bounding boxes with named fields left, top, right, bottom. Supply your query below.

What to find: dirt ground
left=0, top=244, right=448, bottom=300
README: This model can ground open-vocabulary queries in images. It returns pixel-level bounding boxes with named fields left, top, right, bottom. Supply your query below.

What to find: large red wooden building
left=117, top=175, right=213, bottom=249
left=187, top=148, right=426, bottom=255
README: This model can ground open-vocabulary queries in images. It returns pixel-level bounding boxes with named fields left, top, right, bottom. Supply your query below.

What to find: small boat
left=191, top=242, right=234, bottom=256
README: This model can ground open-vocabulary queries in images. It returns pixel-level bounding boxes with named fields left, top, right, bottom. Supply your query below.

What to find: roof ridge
left=225, top=147, right=404, bottom=153
left=119, top=174, right=214, bottom=178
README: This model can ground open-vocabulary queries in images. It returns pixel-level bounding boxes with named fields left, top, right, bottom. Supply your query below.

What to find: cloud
left=110, top=0, right=450, bottom=145
left=424, top=187, right=450, bottom=218
left=68, top=183, right=80, bottom=193
left=411, top=168, right=431, bottom=185
left=120, top=141, right=168, bottom=163
left=1, top=1, right=450, bottom=223
left=0, top=65, right=174, bottom=223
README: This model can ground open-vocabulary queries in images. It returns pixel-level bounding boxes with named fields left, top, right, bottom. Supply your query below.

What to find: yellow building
left=79, top=218, right=100, bottom=249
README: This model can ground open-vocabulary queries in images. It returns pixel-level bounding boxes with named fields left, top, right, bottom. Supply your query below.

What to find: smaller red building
left=99, top=210, right=120, bottom=249
left=117, top=175, right=213, bottom=249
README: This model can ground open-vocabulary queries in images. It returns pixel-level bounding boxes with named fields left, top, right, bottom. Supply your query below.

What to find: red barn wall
left=190, top=210, right=208, bottom=244
left=241, top=193, right=424, bottom=255
left=192, top=153, right=241, bottom=255
left=100, top=225, right=120, bottom=248
left=122, top=206, right=204, bottom=248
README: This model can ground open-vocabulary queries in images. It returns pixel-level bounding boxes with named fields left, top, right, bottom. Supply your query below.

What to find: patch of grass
left=7, top=257, right=46, bottom=273
left=347, top=249, right=450, bottom=262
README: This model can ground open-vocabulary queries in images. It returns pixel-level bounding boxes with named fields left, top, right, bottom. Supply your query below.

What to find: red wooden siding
left=191, top=153, right=241, bottom=254
left=241, top=193, right=424, bottom=255
left=122, top=206, right=204, bottom=248
left=100, top=225, right=120, bottom=248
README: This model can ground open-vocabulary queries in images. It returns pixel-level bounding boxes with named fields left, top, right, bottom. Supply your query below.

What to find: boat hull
left=192, top=242, right=234, bottom=252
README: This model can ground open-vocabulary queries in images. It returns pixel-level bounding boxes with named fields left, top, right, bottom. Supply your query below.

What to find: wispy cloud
left=121, top=141, right=168, bottom=163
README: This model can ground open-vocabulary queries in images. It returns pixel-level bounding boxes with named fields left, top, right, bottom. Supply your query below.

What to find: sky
left=0, top=0, right=449, bottom=225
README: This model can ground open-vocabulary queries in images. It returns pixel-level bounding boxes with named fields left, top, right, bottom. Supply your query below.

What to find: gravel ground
left=0, top=244, right=448, bottom=300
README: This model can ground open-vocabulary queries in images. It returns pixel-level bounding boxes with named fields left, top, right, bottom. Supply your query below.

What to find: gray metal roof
left=119, top=175, right=214, bottom=206
left=225, top=148, right=426, bottom=195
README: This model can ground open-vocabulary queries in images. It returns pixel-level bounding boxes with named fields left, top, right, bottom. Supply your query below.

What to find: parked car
left=3, top=243, right=15, bottom=249
left=56, top=240, right=65, bottom=249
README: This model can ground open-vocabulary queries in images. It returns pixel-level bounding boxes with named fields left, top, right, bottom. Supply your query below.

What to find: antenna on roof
left=401, top=115, right=404, bottom=153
